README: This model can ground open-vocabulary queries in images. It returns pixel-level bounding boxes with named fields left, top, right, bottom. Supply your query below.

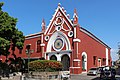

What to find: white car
left=61, top=71, right=70, bottom=79
left=87, top=67, right=98, bottom=76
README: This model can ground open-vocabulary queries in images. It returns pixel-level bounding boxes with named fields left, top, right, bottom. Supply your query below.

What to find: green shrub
left=29, top=60, right=62, bottom=72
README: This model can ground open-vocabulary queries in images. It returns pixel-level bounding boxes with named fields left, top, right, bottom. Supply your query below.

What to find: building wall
left=8, top=35, right=42, bottom=60
left=78, top=28, right=111, bottom=72
left=68, top=25, right=111, bottom=74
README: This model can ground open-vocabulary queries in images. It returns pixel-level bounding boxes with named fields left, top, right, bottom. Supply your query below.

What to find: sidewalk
left=0, top=76, right=21, bottom=80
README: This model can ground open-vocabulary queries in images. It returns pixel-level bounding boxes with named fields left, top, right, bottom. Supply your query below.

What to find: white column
left=57, top=54, right=61, bottom=61
left=74, top=27, right=76, bottom=38
left=48, top=54, right=50, bottom=60
left=77, top=43, right=78, bottom=58
left=106, top=48, right=108, bottom=66
left=41, top=34, right=43, bottom=43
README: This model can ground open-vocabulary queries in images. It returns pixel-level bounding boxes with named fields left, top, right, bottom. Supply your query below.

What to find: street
left=70, top=73, right=120, bottom=80
left=1, top=73, right=120, bottom=80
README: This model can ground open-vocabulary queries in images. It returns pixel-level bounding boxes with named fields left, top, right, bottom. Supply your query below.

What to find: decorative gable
left=44, top=4, right=73, bottom=35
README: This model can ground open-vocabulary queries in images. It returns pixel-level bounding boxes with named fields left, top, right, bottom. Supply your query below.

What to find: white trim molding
left=25, top=35, right=41, bottom=40
left=73, top=59, right=81, bottom=61
left=73, top=38, right=81, bottom=42
left=74, top=27, right=76, bottom=38
left=41, top=34, right=43, bottom=43
left=26, top=44, right=31, bottom=46
left=77, top=43, right=78, bottom=58
left=46, top=31, right=71, bottom=52
left=68, top=31, right=73, bottom=37
left=70, top=67, right=81, bottom=69
left=45, top=5, right=73, bottom=35
left=53, top=38, right=64, bottom=51
left=106, top=48, right=109, bottom=66
left=82, top=72, right=87, bottom=73
left=47, top=52, right=71, bottom=62
left=40, top=43, right=45, bottom=46
left=44, top=35, right=49, bottom=41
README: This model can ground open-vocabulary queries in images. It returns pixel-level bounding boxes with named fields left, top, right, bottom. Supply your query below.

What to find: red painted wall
left=77, top=27, right=111, bottom=72
left=8, top=35, right=42, bottom=60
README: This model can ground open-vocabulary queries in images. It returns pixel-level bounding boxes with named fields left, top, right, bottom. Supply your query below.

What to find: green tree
left=0, top=2, right=25, bottom=61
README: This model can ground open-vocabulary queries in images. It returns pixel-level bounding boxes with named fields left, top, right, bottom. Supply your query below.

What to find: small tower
left=73, top=9, right=78, bottom=25
left=41, top=19, right=46, bottom=58
left=41, top=19, right=46, bottom=32
left=58, top=3, right=61, bottom=7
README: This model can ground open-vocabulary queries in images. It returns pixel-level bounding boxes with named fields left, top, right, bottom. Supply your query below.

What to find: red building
left=1, top=4, right=111, bottom=74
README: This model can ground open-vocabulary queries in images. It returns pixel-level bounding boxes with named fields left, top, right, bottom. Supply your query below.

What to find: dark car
left=99, top=66, right=116, bottom=79
left=111, top=68, right=116, bottom=79
left=98, top=66, right=105, bottom=74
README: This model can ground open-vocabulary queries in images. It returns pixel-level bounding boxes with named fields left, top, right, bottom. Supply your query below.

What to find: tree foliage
left=0, top=2, right=25, bottom=58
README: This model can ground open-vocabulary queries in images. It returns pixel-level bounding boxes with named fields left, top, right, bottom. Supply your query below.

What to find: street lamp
left=26, top=44, right=32, bottom=73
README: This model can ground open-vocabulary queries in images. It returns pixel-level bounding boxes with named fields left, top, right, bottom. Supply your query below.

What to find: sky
left=0, top=0, right=120, bottom=61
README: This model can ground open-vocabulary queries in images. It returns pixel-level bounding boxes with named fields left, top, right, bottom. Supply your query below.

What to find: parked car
left=99, top=66, right=116, bottom=79
left=98, top=66, right=105, bottom=74
left=87, top=67, right=98, bottom=76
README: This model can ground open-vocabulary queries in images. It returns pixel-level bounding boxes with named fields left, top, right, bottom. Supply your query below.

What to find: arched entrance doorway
left=82, top=52, right=87, bottom=71
left=50, top=55, right=57, bottom=61
left=82, top=55, right=86, bottom=70
left=61, top=54, right=70, bottom=71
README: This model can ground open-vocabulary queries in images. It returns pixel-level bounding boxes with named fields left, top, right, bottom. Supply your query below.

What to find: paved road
left=71, top=73, right=98, bottom=80
left=71, top=73, right=120, bottom=80
left=1, top=73, right=120, bottom=80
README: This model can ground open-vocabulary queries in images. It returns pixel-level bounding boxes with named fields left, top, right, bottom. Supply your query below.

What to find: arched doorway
left=61, top=54, right=70, bottom=71
left=82, top=52, right=87, bottom=71
left=50, top=55, right=57, bottom=61
left=82, top=55, right=86, bottom=70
